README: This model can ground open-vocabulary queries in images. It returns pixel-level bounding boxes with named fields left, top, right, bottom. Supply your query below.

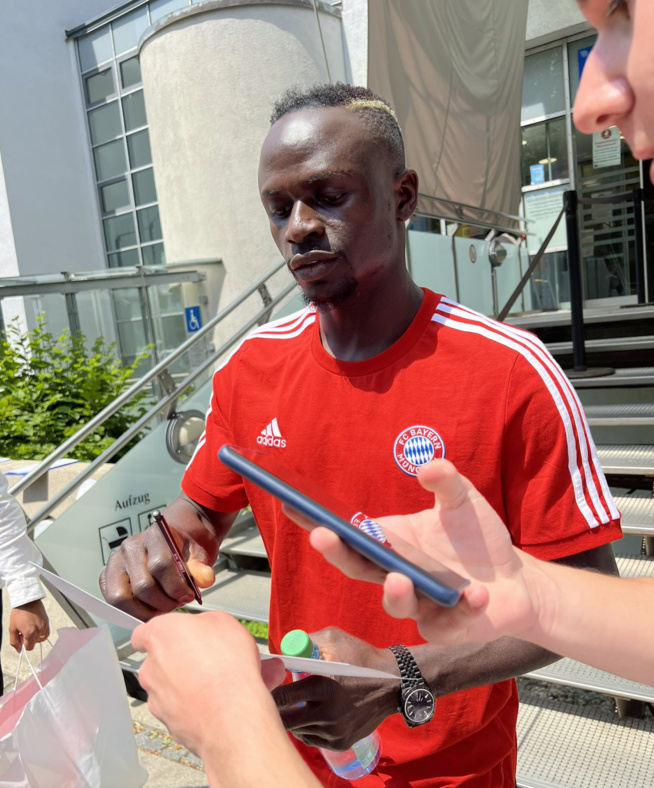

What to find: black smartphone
left=152, top=510, right=203, bottom=605
left=218, top=445, right=468, bottom=608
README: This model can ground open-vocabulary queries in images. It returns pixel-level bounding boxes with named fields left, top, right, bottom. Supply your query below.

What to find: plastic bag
left=0, top=626, right=147, bottom=788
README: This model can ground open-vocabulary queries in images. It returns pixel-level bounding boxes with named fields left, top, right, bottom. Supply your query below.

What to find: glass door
left=569, top=35, right=641, bottom=306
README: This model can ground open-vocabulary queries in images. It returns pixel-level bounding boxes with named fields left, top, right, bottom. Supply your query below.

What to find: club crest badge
left=393, top=425, right=445, bottom=476
left=350, top=512, right=389, bottom=545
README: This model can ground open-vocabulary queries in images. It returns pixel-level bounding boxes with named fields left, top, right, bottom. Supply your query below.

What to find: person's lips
left=289, top=251, right=339, bottom=271
left=289, top=252, right=340, bottom=282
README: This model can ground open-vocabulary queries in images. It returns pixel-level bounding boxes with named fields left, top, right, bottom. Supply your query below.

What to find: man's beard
left=300, top=275, right=358, bottom=313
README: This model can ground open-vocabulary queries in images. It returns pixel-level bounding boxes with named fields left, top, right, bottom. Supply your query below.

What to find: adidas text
left=257, top=435, right=286, bottom=448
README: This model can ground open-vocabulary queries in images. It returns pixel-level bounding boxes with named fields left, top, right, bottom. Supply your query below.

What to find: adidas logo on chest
left=257, top=417, right=286, bottom=448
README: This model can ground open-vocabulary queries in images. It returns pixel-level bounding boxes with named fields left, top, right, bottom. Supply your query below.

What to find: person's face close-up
left=574, top=0, right=654, bottom=182
left=258, top=107, right=405, bottom=310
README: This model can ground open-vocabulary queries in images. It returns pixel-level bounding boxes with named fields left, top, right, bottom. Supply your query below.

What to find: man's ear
left=396, top=169, right=419, bottom=222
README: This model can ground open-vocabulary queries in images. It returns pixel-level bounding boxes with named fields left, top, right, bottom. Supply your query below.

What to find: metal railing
left=11, top=260, right=291, bottom=501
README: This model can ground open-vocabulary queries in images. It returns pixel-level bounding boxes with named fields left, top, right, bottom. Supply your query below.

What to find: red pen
left=152, top=510, right=203, bottom=605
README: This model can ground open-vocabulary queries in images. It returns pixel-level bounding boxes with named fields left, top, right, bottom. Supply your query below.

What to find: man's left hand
left=272, top=627, right=399, bottom=750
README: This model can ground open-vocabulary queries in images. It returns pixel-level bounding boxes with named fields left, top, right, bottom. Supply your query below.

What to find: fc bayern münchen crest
left=393, top=425, right=445, bottom=476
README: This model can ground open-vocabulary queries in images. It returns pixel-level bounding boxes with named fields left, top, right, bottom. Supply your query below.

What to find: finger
left=188, top=559, right=215, bottom=589
left=122, top=537, right=194, bottom=610
left=416, top=459, right=473, bottom=511
left=261, top=657, right=286, bottom=691
left=100, top=562, right=170, bottom=621
left=9, top=627, right=21, bottom=653
left=382, top=572, right=420, bottom=620
left=272, top=674, right=335, bottom=709
left=308, top=528, right=387, bottom=585
left=131, top=621, right=149, bottom=652
left=22, top=628, right=39, bottom=651
left=282, top=504, right=316, bottom=532
left=291, top=733, right=332, bottom=749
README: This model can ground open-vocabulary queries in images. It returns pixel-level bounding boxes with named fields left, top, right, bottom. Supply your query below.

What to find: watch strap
left=388, top=644, right=424, bottom=687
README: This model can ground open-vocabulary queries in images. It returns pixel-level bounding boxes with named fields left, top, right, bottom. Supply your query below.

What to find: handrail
left=10, top=260, right=288, bottom=497
left=25, top=280, right=297, bottom=535
left=417, top=193, right=529, bottom=226
left=497, top=207, right=565, bottom=322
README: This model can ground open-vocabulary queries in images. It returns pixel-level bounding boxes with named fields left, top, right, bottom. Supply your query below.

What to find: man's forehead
left=262, top=107, right=371, bottom=159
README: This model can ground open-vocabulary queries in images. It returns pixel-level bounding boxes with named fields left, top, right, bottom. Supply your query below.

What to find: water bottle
left=280, top=629, right=381, bottom=780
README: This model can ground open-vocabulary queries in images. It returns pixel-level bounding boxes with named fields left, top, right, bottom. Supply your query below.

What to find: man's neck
left=318, top=274, right=424, bottom=362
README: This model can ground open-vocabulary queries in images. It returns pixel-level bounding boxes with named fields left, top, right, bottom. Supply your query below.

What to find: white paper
left=34, top=564, right=144, bottom=631
left=266, top=653, right=399, bottom=680
left=32, top=564, right=399, bottom=680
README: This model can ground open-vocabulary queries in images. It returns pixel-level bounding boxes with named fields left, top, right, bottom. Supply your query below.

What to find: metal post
left=633, top=188, right=646, bottom=304
left=65, top=292, right=82, bottom=336
left=564, top=190, right=587, bottom=371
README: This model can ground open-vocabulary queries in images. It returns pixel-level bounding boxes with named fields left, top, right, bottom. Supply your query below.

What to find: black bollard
left=563, top=190, right=587, bottom=372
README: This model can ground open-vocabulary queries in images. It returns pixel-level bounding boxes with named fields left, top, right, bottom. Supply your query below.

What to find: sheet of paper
left=32, top=564, right=399, bottom=680
left=34, top=564, right=143, bottom=631
left=263, top=653, right=398, bottom=680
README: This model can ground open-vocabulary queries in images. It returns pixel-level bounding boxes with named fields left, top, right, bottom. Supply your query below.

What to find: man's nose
left=284, top=201, right=324, bottom=245
left=573, top=50, right=633, bottom=135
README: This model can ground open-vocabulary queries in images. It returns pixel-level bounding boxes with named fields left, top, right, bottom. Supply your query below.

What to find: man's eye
left=270, top=206, right=291, bottom=219
left=318, top=193, right=344, bottom=205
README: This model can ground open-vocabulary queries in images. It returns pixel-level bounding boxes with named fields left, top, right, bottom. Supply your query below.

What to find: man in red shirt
left=101, top=83, right=621, bottom=787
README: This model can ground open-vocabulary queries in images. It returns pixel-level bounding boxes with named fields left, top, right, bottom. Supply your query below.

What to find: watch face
left=404, top=686, right=435, bottom=724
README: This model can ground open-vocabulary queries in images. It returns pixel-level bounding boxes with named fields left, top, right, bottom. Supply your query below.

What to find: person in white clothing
left=0, top=469, right=49, bottom=694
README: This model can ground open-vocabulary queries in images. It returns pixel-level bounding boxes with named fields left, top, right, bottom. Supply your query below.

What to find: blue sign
left=578, top=46, right=593, bottom=80
left=530, top=164, right=545, bottom=185
left=184, top=306, right=202, bottom=333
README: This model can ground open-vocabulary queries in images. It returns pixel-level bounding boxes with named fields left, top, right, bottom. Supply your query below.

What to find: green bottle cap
left=280, top=629, right=314, bottom=658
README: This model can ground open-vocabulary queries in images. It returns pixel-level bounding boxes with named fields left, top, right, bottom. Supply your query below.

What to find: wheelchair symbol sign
left=185, top=306, right=202, bottom=333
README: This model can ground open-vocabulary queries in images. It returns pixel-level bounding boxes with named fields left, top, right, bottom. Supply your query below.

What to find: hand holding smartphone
left=218, top=445, right=469, bottom=608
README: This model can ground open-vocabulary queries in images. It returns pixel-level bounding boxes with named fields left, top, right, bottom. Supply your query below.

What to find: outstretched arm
left=286, top=460, right=651, bottom=687
left=132, top=611, right=320, bottom=788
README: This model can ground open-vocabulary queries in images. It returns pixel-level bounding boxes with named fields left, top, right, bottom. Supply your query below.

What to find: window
left=120, top=57, right=142, bottom=89
left=94, top=140, right=127, bottom=182
left=88, top=102, right=122, bottom=145
left=568, top=36, right=596, bottom=106
left=522, top=47, right=565, bottom=123
left=521, top=117, right=569, bottom=186
left=122, top=91, right=147, bottom=131
left=100, top=179, right=130, bottom=212
left=85, top=69, right=115, bottom=105
left=132, top=168, right=157, bottom=205
left=77, top=6, right=166, bottom=270
left=127, top=130, right=152, bottom=168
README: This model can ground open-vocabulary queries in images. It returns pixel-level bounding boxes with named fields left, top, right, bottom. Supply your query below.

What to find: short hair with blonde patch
left=270, top=83, right=406, bottom=174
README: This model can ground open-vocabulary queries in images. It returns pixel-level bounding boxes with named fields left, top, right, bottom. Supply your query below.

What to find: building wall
left=0, top=0, right=108, bottom=277
left=526, top=0, right=590, bottom=48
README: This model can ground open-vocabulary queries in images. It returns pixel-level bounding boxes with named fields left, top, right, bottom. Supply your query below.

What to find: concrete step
left=220, top=524, right=267, bottom=558
left=185, top=567, right=270, bottom=623
left=546, top=335, right=654, bottom=355
left=615, top=493, right=654, bottom=536
left=516, top=697, right=654, bottom=788
left=597, top=444, right=654, bottom=477
left=571, top=366, right=654, bottom=389
left=525, top=658, right=654, bottom=704
left=584, top=403, right=654, bottom=426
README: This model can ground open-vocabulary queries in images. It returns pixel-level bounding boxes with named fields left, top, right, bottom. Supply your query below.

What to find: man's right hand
left=99, top=493, right=235, bottom=620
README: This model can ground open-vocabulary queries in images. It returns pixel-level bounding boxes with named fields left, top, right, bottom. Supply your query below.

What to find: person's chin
left=301, top=279, right=358, bottom=312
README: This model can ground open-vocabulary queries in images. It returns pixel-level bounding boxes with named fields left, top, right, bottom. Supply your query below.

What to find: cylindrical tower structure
left=139, top=0, right=345, bottom=330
